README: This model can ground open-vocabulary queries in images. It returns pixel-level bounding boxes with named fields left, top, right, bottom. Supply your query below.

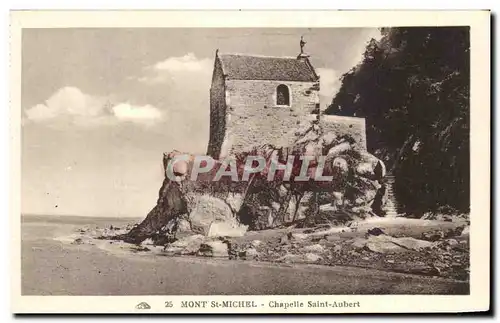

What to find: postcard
left=10, top=10, right=490, bottom=314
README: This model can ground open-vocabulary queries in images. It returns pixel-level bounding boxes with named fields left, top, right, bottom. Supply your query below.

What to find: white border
left=8, top=10, right=491, bottom=314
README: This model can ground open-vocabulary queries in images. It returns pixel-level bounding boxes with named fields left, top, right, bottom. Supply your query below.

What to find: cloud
left=154, top=53, right=212, bottom=72
left=25, top=87, right=103, bottom=121
left=112, top=103, right=163, bottom=121
left=127, top=53, right=213, bottom=150
left=25, top=103, right=58, bottom=121
left=24, top=86, right=163, bottom=126
left=317, top=68, right=341, bottom=103
left=139, top=53, right=212, bottom=84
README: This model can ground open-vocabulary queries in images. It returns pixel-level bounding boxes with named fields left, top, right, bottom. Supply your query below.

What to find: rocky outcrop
left=121, top=120, right=387, bottom=244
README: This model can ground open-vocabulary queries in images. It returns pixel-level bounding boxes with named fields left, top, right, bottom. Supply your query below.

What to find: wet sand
left=21, top=215, right=469, bottom=295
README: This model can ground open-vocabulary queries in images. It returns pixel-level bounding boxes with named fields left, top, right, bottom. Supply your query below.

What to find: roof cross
left=300, top=36, right=306, bottom=54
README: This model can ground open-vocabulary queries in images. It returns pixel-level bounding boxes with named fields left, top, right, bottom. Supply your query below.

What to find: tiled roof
left=218, top=53, right=319, bottom=82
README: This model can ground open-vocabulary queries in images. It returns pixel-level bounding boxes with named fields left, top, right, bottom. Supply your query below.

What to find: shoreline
left=22, top=221, right=469, bottom=295
left=22, top=214, right=469, bottom=293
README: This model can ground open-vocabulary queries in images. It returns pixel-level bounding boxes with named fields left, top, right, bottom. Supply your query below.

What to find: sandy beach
left=21, top=215, right=469, bottom=295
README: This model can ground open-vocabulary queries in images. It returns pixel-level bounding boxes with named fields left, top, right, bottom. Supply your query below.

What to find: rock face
left=121, top=178, right=187, bottom=244
left=121, top=120, right=387, bottom=244
left=239, top=121, right=387, bottom=229
left=121, top=151, right=250, bottom=244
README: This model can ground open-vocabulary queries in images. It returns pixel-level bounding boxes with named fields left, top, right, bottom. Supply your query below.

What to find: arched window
left=276, top=84, right=290, bottom=106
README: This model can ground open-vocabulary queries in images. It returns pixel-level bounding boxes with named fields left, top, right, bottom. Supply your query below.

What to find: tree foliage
left=325, top=27, right=470, bottom=215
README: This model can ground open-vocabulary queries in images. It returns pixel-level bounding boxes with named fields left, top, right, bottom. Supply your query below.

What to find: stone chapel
left=207, top=39, right=367, bottom=159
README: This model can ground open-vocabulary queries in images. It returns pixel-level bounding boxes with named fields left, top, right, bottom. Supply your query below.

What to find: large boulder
left=163, top=234, right=205, bottom=255
left=184, top=194, right=247, bottom=236
left=198, top=240, right=229, bottom=258
left=361, top=234, right=434, bottom=254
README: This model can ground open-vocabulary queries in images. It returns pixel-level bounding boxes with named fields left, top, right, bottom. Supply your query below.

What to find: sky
left=21, top=28, right=381, bottom=217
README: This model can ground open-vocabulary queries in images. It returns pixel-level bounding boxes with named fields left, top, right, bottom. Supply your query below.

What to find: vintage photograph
left=12, top=10, right=490, bottom=313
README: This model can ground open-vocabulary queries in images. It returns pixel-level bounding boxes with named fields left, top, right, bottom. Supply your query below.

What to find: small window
left=276, top=84, right=290, bottom=106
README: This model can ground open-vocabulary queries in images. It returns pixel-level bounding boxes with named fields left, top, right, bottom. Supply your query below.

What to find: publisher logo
left=135, top=302, right=151, bottom=310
